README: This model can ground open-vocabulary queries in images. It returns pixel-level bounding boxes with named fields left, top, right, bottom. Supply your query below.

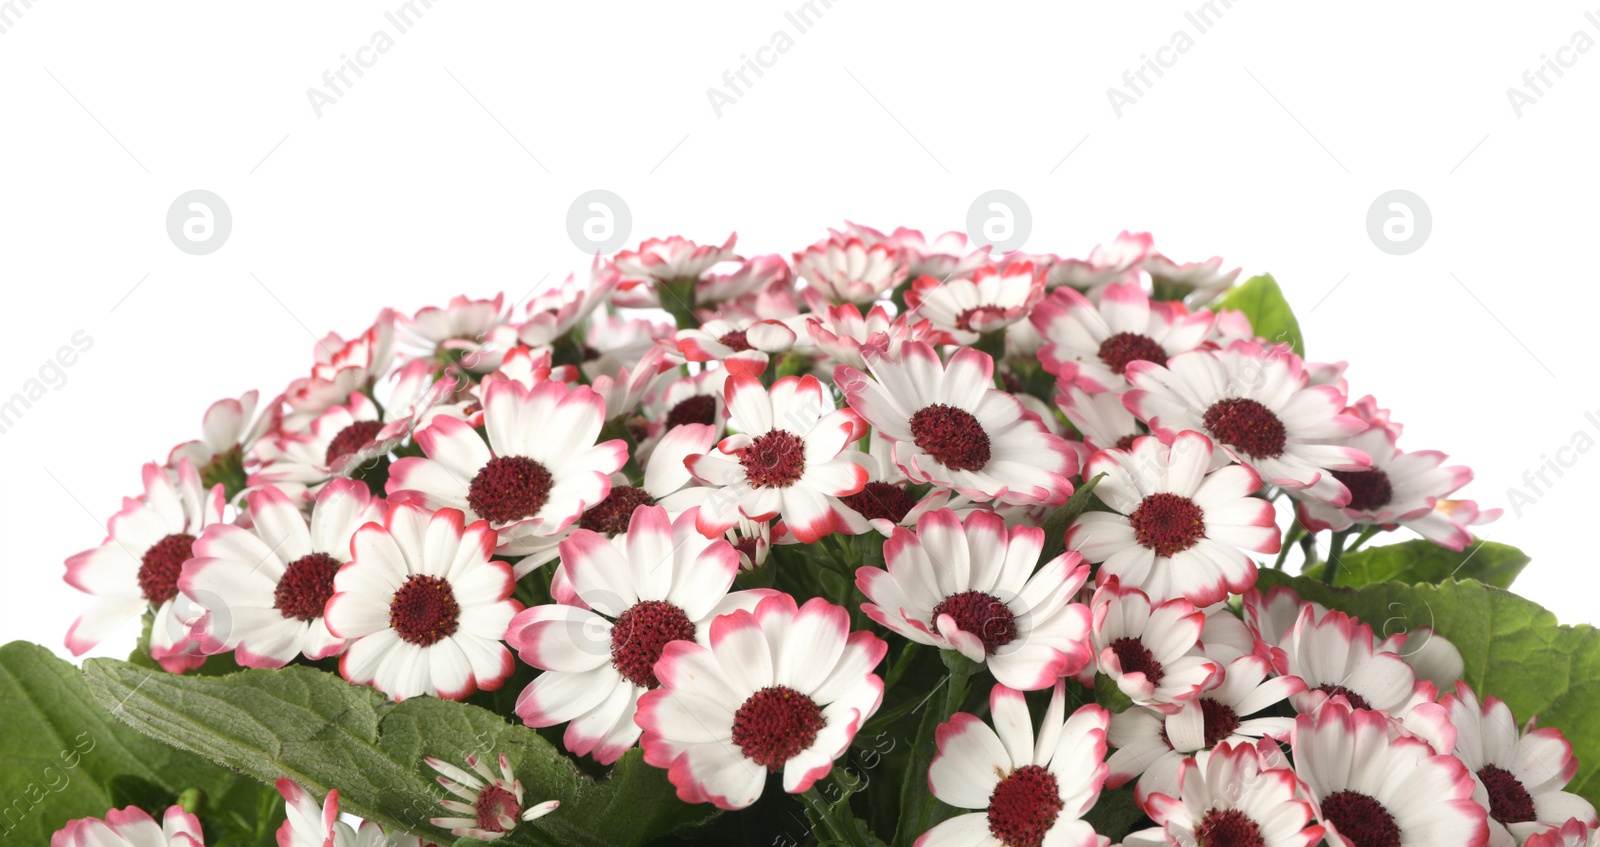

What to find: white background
left=3, top=1, right=1598, bottom=664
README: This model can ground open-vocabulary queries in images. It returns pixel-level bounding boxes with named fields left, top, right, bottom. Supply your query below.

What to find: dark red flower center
left=664, top=394, right=718, bottom=430
left=1110, top=637, right=1165, bottom=686
left=985, top=764, right=1064, bottom=847
left=468, top=455, right=554, bottom=525
left=609, top=600, right=696, bottom=689
left=1129, top=493, right=1206, bottom=557
left=955, top=306, right=1002, bottom=332
left=1314, top=683, right=1372, bottom=711
left=740, top=430, right=807, bottom=489
left=910, top=404, right=991, bottom=471
left=1113, top=433, right=1140, bottom=452
left=473, top=784, right=522, bottom=834
left=732, top=686, right=825, bottom=770
left=718, top=330, right=753, bottom=353
left=840, top=482, right=918, bottom=524
left=1201, top=697, right=1241, bottom=748
left=1321, top=790, right=1400, bottom=847
left=1478, top=764, right=1536, bottom=824
left=1194, top=808, right=1264, bottom=847
left=1097, top=332, right=1168, bottom=375
left=579, top=486, right=657, bottom=536
left=389, top=574, right=460, bottom=646
left=274, top=552, right=341, bottom=621
left=138, top=533, right=196, bottom=605
left=932, top=591, right=1018, bottom=654
left=733, top=536, right=761, bottom=565
left=325, top=420, right=385, bottom=467
left=1203, top=398, right=1287, bottom=459
left=1332, top=468, right=1394, bottom=512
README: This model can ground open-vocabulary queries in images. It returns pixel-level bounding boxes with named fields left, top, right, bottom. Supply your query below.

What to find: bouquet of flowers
left=11, top=224, right=1598, bottom=847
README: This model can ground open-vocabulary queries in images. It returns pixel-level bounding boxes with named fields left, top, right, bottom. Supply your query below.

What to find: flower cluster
left=58, top=225, right=1587, bottom=847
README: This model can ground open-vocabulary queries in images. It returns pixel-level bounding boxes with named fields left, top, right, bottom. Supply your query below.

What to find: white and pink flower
left=1032, top=281, right=1216, bottom=393
left=906, top=262, right=1045, bottom=344
left=1090, top=580, right=1221, bottom=712
left=51, top=806, right=206, bottom=847
left=424, top=754, right=559, bottom=841
left=793, top=234, right=909, bottom=304
left=1140, top=740, right=1326, bottom=847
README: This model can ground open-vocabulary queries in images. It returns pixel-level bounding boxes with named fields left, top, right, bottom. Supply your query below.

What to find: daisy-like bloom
left=635, top=593, right=887, bottom=810
left=846, top=223, right=990, bottom=280
left=857, top=509, right=1094, bottom=690
left=251, top=389, right=393, bottom=502
left=1108, top=653, right=1305, bottom=802
left=590, top=345, right=670, bottom=424
left=1442, top=682, right=1598, bottom=845
left=675, top=316, right=796, bottom=375
left=518, top=259, right=621, bottom=347
left=1066, top=432, right=1279, bottom=607
left=278, top=778, right=426, bottom=847
left=696, top=253, right=792, bottom=309
left=918, top=682, right=1109, bottom=847
left=51, top=806, right=206, bottom=847
left=181, top=480, right=383, bottom=667
left=1281, top=606, right=1418, bottom=716
left=1031, top=282, right=1216, bottom=393
left=65, top=459, right=225, bottom=673
left=1090, top=580, right=1221, bottom=712
left=1292, top=701, right=1488, bottom=847
left=425, top=754, right=559, bottom=841
left=835, top=341, right=1076, bottom=507
left=168, top=389, right=278, bottom=495
left=324, top=503, right=519, bottom=700
left=726, top=515, right=772, bottom=571
left=1141, top=740, right=1326, bottom=847
left=1294, top=420, right=1480, bottom=551
left=507, top=506, right=772, bottom=764
left=905, top=263, right=1045, bottom=345
left=1056, top=384, right=1144, bottom=453
left=399, top=293, right=518, bottom=373
left=642, top=366, right=729, bottom=438
left=579, top=313, right=674, bottom=381
left=833, top=430, right=951, bottom=535
left=684, top=372, right=868, bottom=544
left=1144, top=252, right=1241, bottom=304
left=793, top=234, right=909, bottom=304
left=1123, top=340, right=1372, bottom=505
left=387, top=378, right=628, bottom=576
left=804, top=300, right=934, bottom=371
left=1038, top=230, right=1152, bottom=291
left=609, top=233, right=739, bottom=309
left=283, top=313, right=396, bottom=433
left=1241, top=583, right=1329, bottom=649
left=1524, top=819, right=1597, bottom=847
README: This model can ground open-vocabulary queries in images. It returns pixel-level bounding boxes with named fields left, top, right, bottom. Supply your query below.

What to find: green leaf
left=1253, top=571, right=1600, bottom=810
left=0, top=641, right=253, bottom=844
left=1306, top=537, right=1529, bottom=589
left=1081, top=784, right=1147, bottom=841
left=1040, top=472, right=1107, bottom=565
left=1216, top=274, right=1304, bottom=356
left=84, top=660, right=715, bottom=847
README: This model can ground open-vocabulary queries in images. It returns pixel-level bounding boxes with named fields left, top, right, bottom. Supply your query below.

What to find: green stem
left=893, top=652, right=979, bottom=847
left=1344, top=523, right=1382, bottom=555
left=1323, top=528, right=1354, bottom=586
left=1273, top=521, right=1307, bottom=570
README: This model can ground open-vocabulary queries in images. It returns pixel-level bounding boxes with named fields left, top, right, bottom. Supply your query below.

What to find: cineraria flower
left=857, top=509, right=1094, bottom=689
left=1292, top=701, right=1488, bottom=847
left=696, top=253, right=791, bottom=308
left=1123, top=340, right=1371, bottom=505
left=1057, top=384, right=1144, bottom=454
left=580, top=313, right=674, bottom=381
left=833, top=431, right=951, bottom=534
left=1442, top=682, right=1598, bottom=844
left=182, top=480, right=383, bottom=667
left=284, top=314, right=396, bottom=433
left=51, top=806, right=206, bottom=847
left=1039, top=230, right=1152, bottom=291
left=726, top=515, right=771, bottom=571
left=793, top=234, right=909, bottom=304
left=1067, top=431, right=1278, bottom=606
left=1294, top=420, right=1481, bottom=551
left=1144, top=252, right=1241, bottom=304
left=425, top=754, right=559, bottom=840
left=276, top=778, right=427, bottom=847
left=835, top=341, right=1076, bottom=507
left=1108, top=653, right=1305, bottom=802
left=399, top=293, right=518, bottom=373
left=1525, top=819, right=1597, bottom=847
left=507, top=506, right=771, bottom=764
left=675, top=316, right=796, bottom=375
left=1090, top=580, right=1221, bottom=712
left=1140, top=741, right=1326, bottom=847
left=919, top=682, right=1109, bottom=847
left=635, top=593, right=886, bottom=810
left=1031, top=281, right=1216, bottom=393
left=643, top=367, right=729, bottom=438
left=906, top=263, right=1045, bottom=345
left=324, top=503, right=519, bottom=700
left=167, top=389, right=278, bottom=494
left=251, top=389, right=393, bottom=501
left=388, top=378, right=628, bottom=575
left=518, top=260, right=621, bottom=347
left=1281, top=606, right=1417, bottom=716
left=685, top=373, right=868, bottom=543
left=805, top=300, right=934, bottom=371
left=609, top=233, right=739, bottom=309
left=847, top=223, right=990, bottom=280
left=65, top=459, right=225, bottom=673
